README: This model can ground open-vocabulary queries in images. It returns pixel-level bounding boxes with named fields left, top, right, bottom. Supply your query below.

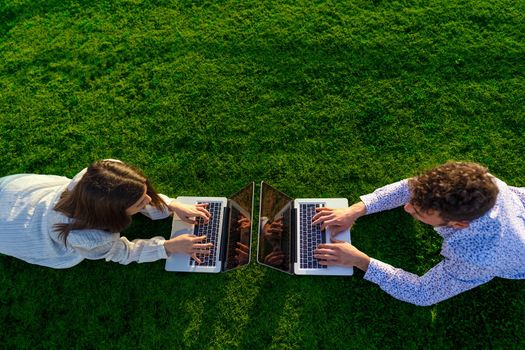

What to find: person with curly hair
left=312, top=162, right=525, bottom=306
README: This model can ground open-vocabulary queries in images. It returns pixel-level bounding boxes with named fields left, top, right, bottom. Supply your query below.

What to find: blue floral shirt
left=360, top=178, right=525, bottom=306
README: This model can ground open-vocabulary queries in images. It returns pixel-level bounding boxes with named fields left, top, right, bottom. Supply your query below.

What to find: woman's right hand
left=164, top=234, right=213, bottom=264
left=168, top=201, right=211, bottom=224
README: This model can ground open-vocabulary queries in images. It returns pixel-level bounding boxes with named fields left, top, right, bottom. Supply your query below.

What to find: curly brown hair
left=408, top=162, right=499, bottom=222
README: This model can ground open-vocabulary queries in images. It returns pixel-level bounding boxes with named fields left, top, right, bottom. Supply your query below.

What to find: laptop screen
left=223, top=183, right=254, bottom=271
left=258, top=182, right=293, bottom=274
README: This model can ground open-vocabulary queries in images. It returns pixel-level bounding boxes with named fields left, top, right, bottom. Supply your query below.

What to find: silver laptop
left=165, top=183, right=254, bottom=273
left=257, top=182, right=353, bottom=276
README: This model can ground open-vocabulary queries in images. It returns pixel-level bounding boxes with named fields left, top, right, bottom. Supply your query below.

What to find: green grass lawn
left=1, top=0, right=524, bottom=348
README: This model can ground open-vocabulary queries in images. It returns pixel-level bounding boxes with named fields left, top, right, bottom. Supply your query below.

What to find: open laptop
left=257, top=182, right=353, bottom=276
left=165, top=183, right=254, bottom=273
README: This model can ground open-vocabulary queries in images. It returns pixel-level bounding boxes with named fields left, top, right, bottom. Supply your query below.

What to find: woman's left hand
left=168, top=201, right=211, bottom=224
left=164, top=234, right=213, bottom=264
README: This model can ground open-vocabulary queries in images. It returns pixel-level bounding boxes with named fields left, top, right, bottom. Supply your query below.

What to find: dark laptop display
left=223, top=183, right=254, bottom=271
left=257, top=182, right=293, bottom=274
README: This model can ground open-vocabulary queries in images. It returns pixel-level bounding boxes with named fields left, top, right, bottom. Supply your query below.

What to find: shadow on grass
left=431, top=278, right=525, bottom=348
left=1, top=209, right=524, bottom=349
left=1, top=246, right=524, bottom=349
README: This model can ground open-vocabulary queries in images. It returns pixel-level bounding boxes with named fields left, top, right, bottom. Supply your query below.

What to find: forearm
left=354, top=252, right=371, bottom=272
left=80, top=236, right=168, bottom=265
left=359, top=179, right=411, bottom=215
left=364, top=258, right=493, bottom=306
left=349, top=201, right=367, bottom=218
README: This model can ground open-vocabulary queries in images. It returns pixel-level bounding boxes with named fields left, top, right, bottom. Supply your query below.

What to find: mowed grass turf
left=1, top=0, right=524, bottom=348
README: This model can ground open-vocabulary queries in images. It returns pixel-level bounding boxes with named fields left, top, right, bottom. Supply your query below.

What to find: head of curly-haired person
left=406, top=162, right=499, bottom=228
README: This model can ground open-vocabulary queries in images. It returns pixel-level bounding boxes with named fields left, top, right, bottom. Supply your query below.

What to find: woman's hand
left=169, top=201, right=211, bottom=224
left=312, top=202, right=367, bottom=235
left=164, top=234, right=213, bottom=264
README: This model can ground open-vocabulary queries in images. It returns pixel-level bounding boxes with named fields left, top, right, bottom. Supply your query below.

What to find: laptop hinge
left=291, top=207, right=297, bottom=272
left=219, top=205, right=230, bottom=271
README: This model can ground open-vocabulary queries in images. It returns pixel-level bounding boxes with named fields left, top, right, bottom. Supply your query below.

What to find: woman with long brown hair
left=0, top=159, right=212, bottom=268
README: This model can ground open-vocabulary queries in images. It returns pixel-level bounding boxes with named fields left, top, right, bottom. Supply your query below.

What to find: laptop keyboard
left=190, top=201, right=222, bottom=267
left=300, top=203, right=327, bottom=269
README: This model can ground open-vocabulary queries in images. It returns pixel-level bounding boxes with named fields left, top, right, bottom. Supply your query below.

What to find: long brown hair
left=54, top=160, right=169, bottom=244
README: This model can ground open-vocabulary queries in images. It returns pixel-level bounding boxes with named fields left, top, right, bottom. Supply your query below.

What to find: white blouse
left=0, top=171, right=174, bottom=269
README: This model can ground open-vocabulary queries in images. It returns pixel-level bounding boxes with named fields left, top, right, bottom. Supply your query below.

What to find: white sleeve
left=68, top=230, right=168, bottom=265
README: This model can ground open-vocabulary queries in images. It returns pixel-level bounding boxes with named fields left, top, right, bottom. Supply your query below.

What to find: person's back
left=437, top=177, right=525, bottom=279
left=0, top=174, right=82, bottom=268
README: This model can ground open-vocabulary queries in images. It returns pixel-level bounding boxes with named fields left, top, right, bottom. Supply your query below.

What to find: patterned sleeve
left=359, top=179, right=411, bottom=214
left=363, top=258, right=494, bottom=306
left=139, top=193, right=174, bottom=220
left=68, top=230, right=168, bottom=264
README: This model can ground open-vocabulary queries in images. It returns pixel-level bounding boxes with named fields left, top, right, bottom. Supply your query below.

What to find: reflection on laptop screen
left=224, top=183, right=254, bottom=271
left=258, top=182, right=293, bottom=274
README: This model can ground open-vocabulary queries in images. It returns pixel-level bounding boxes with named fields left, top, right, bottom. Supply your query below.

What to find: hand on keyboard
left=314, top=240, right=370, bottom=271
left=163, top=234, right=213, bottom=264
left=312, top=202, right=367, bottom=235
left=169, top=201, right=211, bottom=224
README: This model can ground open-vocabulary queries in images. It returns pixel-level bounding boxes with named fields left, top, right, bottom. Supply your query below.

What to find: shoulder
left=1, top=174, right=70, bottom=189
left=443, top=212, right=500, bottom=253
